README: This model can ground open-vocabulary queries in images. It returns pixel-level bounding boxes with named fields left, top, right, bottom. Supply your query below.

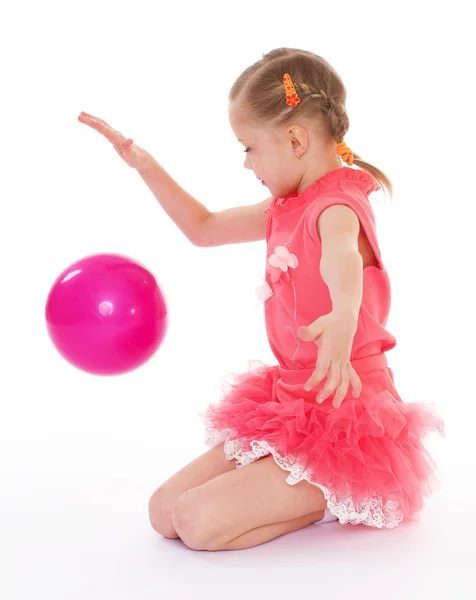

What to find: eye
left=244, top=147, right=251, bottom=153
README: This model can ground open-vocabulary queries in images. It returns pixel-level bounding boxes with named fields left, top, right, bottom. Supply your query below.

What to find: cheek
left=264, top=154, right=284, bottom=174
left=272, top=156, right=294, bottom=179
left=275, top=150, right=293, bottom=168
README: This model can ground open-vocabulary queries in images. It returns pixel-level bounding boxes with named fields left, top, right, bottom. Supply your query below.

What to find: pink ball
left=45, top=254, right=168, bottom=375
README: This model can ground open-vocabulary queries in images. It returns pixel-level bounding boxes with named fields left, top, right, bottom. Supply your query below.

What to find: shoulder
left=304, top=168, right=377, bottom=215
left=317, top=203, right=361, bottom=244
left=304, top=183, right=373, bottom=229
left=303, top=174, right=379, bottom=247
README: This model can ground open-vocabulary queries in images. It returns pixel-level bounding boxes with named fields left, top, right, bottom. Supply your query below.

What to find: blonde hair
left=229, top=48, right=392, bottom=198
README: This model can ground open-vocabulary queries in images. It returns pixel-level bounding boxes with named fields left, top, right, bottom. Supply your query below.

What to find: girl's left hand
left=298, top=310, right=362, bottom=408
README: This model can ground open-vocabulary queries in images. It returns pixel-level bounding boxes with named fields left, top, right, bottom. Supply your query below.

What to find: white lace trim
left=204, top=426, right=404, bottom=530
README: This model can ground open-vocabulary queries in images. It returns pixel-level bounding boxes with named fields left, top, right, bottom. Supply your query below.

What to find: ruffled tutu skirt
left=199, top=354, right=444, bottom=529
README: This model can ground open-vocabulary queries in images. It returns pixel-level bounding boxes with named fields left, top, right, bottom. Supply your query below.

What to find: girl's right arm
left=137, top=157, right=271, bottom=246
left=78, top=112, right=271, bottom=247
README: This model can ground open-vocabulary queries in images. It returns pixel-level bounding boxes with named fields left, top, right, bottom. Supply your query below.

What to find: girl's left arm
left=299, top=203, right=364, bottom=407
left=318, top=204, right=363, bottom=319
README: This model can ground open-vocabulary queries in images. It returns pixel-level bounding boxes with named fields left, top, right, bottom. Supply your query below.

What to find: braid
left=297, top=82, right=331, bottom=110
left=295, top=82, right=349, bottom=143
left=329, top=103, right=350, bottom=144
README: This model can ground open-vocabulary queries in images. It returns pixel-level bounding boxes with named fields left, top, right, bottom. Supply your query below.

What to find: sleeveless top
left=262, top=166, right=396, bottom=371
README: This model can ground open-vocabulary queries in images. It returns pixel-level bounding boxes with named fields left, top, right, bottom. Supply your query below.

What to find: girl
left=79, top=47, right=444, bottom=552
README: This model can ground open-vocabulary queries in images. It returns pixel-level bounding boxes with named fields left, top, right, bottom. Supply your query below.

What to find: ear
left=287, top=125, right=308, bottom=155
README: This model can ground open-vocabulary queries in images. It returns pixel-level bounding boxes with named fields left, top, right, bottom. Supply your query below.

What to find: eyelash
left=244, top=147, right=250, bottom=153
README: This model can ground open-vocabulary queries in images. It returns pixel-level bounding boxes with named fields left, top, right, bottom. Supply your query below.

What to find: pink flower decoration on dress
left=255, top=280, right=273, bottom=303
left=267, top=246, right=299, bottom=282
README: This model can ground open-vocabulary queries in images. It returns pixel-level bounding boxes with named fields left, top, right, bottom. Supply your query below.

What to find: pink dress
left=200, top=166, right=444, bottom=529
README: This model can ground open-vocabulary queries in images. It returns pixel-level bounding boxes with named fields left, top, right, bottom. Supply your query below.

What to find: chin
left=271, top=185, right=293, bottom=199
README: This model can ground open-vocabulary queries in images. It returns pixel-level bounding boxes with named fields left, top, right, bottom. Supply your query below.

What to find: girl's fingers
left=78, top=113, right=106, bottom=132
left=315, top=362, right=340, bottom=404
left=348, top=365, right=362, bottom=397
left=298, top=325, right=314, bottom=342
left=78, top=113, right=108, bottom=130
left=332, top=366, right=350, bottom=408
left=299, top=320, right=325, bottom=343
left=80, top=112, right=110, bottom=127
left=304, top=359, right=329, bottom=392
left=79, top=113, right=126, bottom=146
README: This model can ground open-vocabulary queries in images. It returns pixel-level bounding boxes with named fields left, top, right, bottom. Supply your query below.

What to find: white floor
left=1, top=419, right=473, bottom=600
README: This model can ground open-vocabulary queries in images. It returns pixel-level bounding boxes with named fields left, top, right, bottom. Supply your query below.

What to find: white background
left=1, top=0, right=474, bottom=598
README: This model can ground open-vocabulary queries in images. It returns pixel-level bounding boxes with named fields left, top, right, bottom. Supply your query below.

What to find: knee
left=148, top=486, right=179, bottom=539
left=171, top=490, right=215, bottom=551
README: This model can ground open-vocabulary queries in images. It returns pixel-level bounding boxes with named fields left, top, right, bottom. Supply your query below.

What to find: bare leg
left=148, top=442, right=236, bottom=539
left=171, top=456, right=327, bottom=550
left=219, top=510, right=325, bottom=550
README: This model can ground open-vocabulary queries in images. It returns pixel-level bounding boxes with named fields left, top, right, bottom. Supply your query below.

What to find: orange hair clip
left=336, top=141, right=354, bottom=166
left=283, top=73, right=300, bottom=108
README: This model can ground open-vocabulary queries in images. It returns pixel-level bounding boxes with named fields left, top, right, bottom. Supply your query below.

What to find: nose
left=244, top=153, right=252, bottom=170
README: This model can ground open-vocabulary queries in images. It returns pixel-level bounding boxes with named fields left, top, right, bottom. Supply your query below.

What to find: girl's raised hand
left=78, top=112, right=153, bottom=171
